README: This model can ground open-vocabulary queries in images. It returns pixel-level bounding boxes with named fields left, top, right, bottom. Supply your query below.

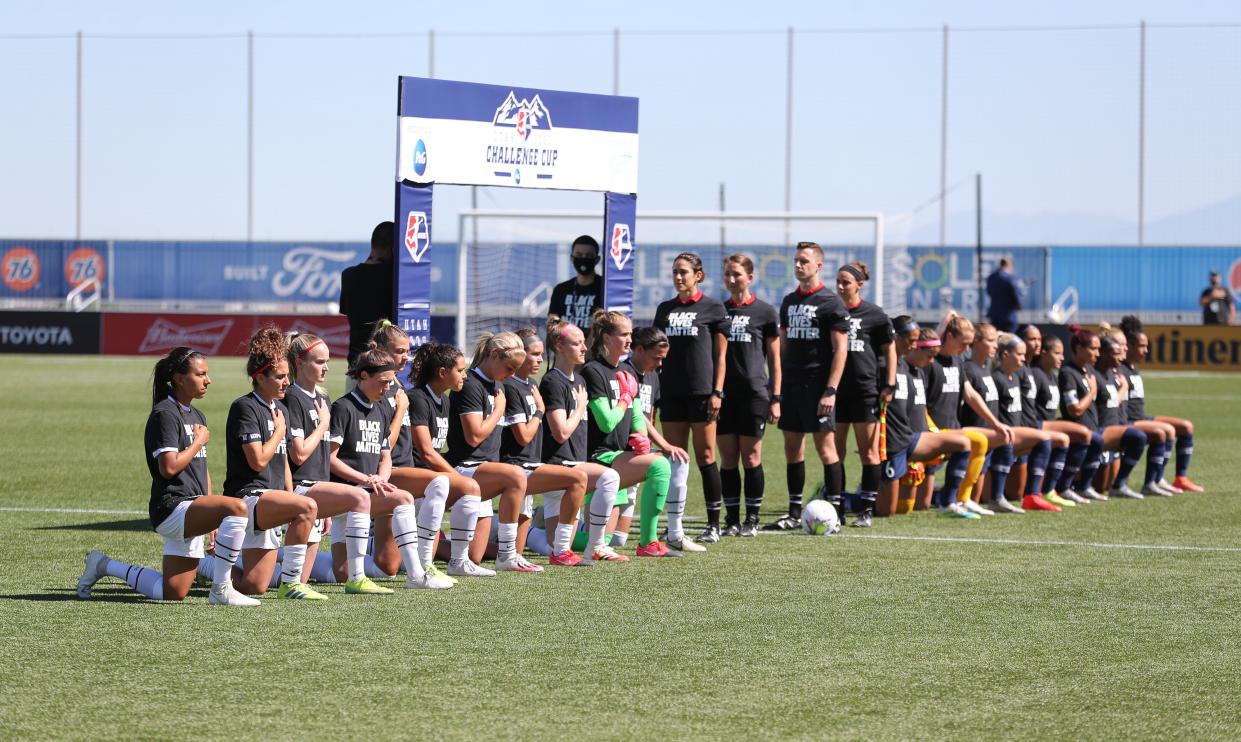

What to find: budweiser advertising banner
left=102, top=313, right=349, bottom=357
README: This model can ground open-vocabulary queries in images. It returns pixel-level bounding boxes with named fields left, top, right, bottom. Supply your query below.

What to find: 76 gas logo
left=2, top=247, right=41, bottom=292
left=65, top=247, right=105, bottom=288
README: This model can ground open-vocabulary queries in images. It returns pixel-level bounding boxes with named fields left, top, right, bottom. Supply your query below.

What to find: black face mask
left=573, top=257, right=598, bottom=276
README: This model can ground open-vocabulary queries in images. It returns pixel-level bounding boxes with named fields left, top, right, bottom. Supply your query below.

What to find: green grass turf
left=2, top=355, right=1240, bottom=740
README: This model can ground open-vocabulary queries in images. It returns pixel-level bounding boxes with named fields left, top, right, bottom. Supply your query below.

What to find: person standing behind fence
left=1200, top=270, right=1235, bottom=326
left=547, top=235, right=605, bottom=331
left=339, top=222, right=395, bottom=369
left=985, top=257, right=1022, bottom=333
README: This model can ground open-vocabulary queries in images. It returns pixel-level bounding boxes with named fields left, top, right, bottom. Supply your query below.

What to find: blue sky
left=1, top=1, right=1238, bottom=245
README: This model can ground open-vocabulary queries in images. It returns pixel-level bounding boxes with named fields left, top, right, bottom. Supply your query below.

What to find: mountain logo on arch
left=493, top=92, right=553, bottom=140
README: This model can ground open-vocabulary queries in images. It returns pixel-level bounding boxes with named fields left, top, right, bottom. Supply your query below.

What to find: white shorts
left=455, top=465, right=480, bottom=479
left=291, top=482, right=325, bottom=544
left=242, top=493, right=284, bottom=550
left=479, top=497, right=495, bottom=518
left=155, top=500, right=206, bottom=559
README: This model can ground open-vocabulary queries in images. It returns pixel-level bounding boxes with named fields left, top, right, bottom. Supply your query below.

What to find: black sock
left=720, top=467, right=741, bottom=524
left=859, top=463, right=881, bottom=510
left=787, top=461, right=806, bottom=516
left=825, top=460, right=845, bottom=514
left=743, top=465, right=764, bottom=521
left=700, top=462, right=723, bottom=527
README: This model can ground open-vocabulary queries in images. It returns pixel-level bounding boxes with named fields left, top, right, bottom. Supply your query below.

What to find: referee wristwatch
left=711, top=389, right=726, bottom=400
left=823, top=386, right=837, bottom=396
left=771, top=394, right=783, bottom=403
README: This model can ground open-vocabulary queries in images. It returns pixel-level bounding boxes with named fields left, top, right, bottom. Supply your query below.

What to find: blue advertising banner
left=603, top=192, right=637, bottom=316
left=394, top=181, right=434, bottom=346
left=1050, top=246, right=1241, bottom=314
left=0, top=240, right=108, bottom=300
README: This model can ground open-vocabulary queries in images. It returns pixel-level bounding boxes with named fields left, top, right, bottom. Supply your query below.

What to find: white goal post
left=455, top=209, right=885, bottom=349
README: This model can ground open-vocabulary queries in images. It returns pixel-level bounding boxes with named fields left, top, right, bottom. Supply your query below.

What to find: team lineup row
left=75, top=242, right=1202, bottom=604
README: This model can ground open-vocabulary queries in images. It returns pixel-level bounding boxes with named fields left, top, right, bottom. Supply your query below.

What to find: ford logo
left=413, top=139, right=428, bottom=177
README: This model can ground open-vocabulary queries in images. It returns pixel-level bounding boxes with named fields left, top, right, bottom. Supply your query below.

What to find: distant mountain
left=902, top=194, right=1240, bottom=246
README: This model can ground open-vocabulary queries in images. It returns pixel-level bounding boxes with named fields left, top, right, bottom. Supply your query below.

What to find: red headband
left=250, top=360, right=274, bottom=378
left=915, top=339, right=942, bottom=348
left=297, top=340, right=325, bottom=360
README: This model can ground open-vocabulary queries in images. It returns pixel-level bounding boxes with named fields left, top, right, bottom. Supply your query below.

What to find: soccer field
left=2, top=355, right=1239, bottom=740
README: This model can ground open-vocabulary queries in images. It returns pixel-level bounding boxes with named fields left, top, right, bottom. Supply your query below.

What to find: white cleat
left=208, top=583, right=261, bottom=606
left=1109, top=484, right=1144, bottom=499
left=494, top=553, right=545, bottom=573
left=989, top=497, right=1025, bottom=514
left=1157, top=478, right=1183, bottom=494
left=406, top=571, right=455, bottom=589
left=665, top=535, right=707, bottom=552
left=1141, top=482, right=1173, bottom=498
left=76, top=550, right=109, bottom=599
left=447, top=558, right=496, bottom=577
left=1062, top=489, right=1091, bottom=504
left=1077, top=486, right=1107, bottom=501
left=961, top=499, right=994, bottom=516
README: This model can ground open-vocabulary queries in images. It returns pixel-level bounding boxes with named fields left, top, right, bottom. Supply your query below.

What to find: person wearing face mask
left=547, top=235, right=605, bottom=331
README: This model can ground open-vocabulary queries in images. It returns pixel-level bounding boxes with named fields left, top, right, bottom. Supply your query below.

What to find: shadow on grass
left=0, top=587, right=209, bottom=603
left=32, top=518, right=149, bottom=532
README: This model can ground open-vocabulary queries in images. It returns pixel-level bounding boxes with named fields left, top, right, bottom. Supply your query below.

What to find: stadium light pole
left=939, top=24, right=949, bottom=248
left=613, top=28, right=620, bottom=95
left=428, top=29, right=435, bottom=79
left=1138, top=20, right=1146, bottom=247
left=784, top=26, right=793, bottom=244
left=975, top=172, right=984, bottom=323
left=75, top=30, right=82, bottom=241
left=247, top=30, right=254, bottom=243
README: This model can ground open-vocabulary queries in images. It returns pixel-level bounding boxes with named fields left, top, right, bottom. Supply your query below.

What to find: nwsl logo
left=493, top=92, right=553, bottom=139
left=610, top=224, right=633, bottom=270
left=404, top=211, right=430, bottom=263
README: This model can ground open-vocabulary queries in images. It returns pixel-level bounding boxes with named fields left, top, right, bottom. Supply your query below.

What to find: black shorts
left=836, top=392, right=879, bottom=424
left=718, top=388, right=769, bottom=437
left=777, top=383, right=836, bottom=434
left=660, top=394, right=712, bottom=424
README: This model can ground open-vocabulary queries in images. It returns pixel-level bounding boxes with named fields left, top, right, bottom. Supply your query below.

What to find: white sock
left=449, top=494, right=481, bottom=562
left=666, top=460, right=690, bottom=541
left=107, top=559, right=163, bottom=600
left=344, top=511, right=370, bottom=582
left=309, top=551, right=337, bottom=583
left=610, top=499, right=635, bottom=546
left=587, top=471, right=620, bottom=553
left=364, top=555, right=395, bottom=578
left=280, top=544, right=307, bottom=585
left=496, top=520, right=518, bottom=559
left=391, top=503, right=424, bottom=579
left=196, top=557, right=213, bottom=580
left=212, top=514, right=246, bottom=587
left=525, top=526, right=552, bottom=556
left=268, top=563, right=282, bottom=589
left=542, top=489, right=564, bottom=524
left=418, top=476, right=449, bottom=567
left=552, top=522, right=575, bottom=553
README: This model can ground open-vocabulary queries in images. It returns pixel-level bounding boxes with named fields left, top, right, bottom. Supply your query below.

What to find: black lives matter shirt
left=724, top=295, right=779, bottom=396
left=382, top=385, right=415, bottom=469
left=223, top=392, right=290, bottom=497
left=653, top=290, right=730, bottom=397
left=959, top=361, right=999, bottom=429
left=548, top=277, right=603, bottom=330
left=883, top=359, right=927, bottom=455
left=407, top=385, right=449, bottom=470
left=779, top=284, right=851, bottom=387
left=500, top=376, right=543, bottom=468
left=1058, top=362, right=1098, bottom=430
left=446, top=368, right=503, bottom=467
left=1030, top=365, right=1060, bottom=422
left=924, top=353, right=964, bottom=430
left=992, top=368, right=1025, bottom=427
left=284, top=383, right=332, bottom=483
left=622, top=357, right=661, bottom=420
left=1118, top=362, right=1146, bottom=420
left=582, top=357, right=631, bottom=459
left=328, top=390, right=391, bottom=481
left=145, top=397, right=209, bottom=529
left=1094, top=366, right=1124, bottom=428
left=1016, top=366, right=1040, bottom=428
left=339, top=260, right=393, bottom=367
left=540, top=368, right=587, bottom=465
left=840, top=299, right=895, bottom=400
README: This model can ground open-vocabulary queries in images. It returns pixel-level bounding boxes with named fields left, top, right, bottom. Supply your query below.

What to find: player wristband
left=771, top=394, right=783, bottom=403
left=533, top=410, right=544, bottom=420
left=711, top=389, right=726, bottom=400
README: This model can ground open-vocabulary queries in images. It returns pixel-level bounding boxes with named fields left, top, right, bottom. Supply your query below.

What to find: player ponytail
left=409, top=341, right=463, bottom=389
left=545, top=315, right=578, bottom=356
left=1120, top=315, right=1144, bottom=344
left=587, top=310, right=630, bottom=359
left=367, top=319, right=407, bottom=352
left=470, top=331, right=525, bottom=369
left=245, top=325, right=287, bottom=383
left=151, top=346, right=204, bottom=407
left=632, top=326, right=669, bottom=350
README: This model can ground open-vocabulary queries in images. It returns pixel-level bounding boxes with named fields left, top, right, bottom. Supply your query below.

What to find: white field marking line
left=763, top=530, right=1241, bottom=552
left=0, top=507, right=146, bottom=516
left=1157, top=394, right=1241, bottom=401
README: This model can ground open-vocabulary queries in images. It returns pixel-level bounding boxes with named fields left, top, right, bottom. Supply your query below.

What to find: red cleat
left=1172, top=476, right=1204, bottom=493
left=636, top=540, right=682, bottom=558
left=1022, top=494, right=1063, bottom=512
left=548, top=550, right=584, bottom=567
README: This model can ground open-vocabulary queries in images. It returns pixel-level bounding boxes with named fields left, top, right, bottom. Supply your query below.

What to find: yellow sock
left=895, top=498, right=915, bottom=515
left=956, top=429, right=989, bottom=502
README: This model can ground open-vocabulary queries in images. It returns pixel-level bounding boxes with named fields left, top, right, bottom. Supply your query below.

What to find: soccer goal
left=454, top=209, right=885, bottom=348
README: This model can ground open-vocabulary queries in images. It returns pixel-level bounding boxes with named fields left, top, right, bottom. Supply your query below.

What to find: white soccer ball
left=801, top=499, right=839, bottom=535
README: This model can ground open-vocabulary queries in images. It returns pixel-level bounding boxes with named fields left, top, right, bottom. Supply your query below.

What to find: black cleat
left=762, top=513, right=802, bottom=531
left=850, top=508, right=873, bottom=528
left=738, top=517, right=759, bottom=537
left=720, top=521, right=741, bottom=537
left=696, top=525, right=722, bottom=543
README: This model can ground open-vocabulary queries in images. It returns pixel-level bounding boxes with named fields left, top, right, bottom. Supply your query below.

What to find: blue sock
left=989, top=445, right=1015, bottom=502
left=1175, top=433, right=1194, bottom=477
left=1054, top=442, right=1088, bottom=494
left=1024, top=439, right=1052, bottom=495
left=1040, top=445, right=1067, bottom=496
left=938, top=451, right=971, bottom=507
left=1113, top=428, right=1148, bottom=487
left=1143, top=439, right=1165, bottom=486
left=1073, top=432, right=1105, bottom=492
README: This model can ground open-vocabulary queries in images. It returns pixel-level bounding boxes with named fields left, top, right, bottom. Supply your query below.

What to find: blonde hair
left=470, top=331, right=525, bottom=369
left=587, top=310, right=630, bottom=359
left=285, top=330, right=327, bottom=395
left=944, top=315, right=976, bottom=339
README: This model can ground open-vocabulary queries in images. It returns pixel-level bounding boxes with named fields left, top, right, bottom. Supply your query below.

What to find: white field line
left=5, top=507, right=1238, bottom=552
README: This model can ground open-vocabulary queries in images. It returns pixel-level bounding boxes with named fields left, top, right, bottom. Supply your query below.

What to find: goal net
left=454, top=209, right=886, bottom=349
